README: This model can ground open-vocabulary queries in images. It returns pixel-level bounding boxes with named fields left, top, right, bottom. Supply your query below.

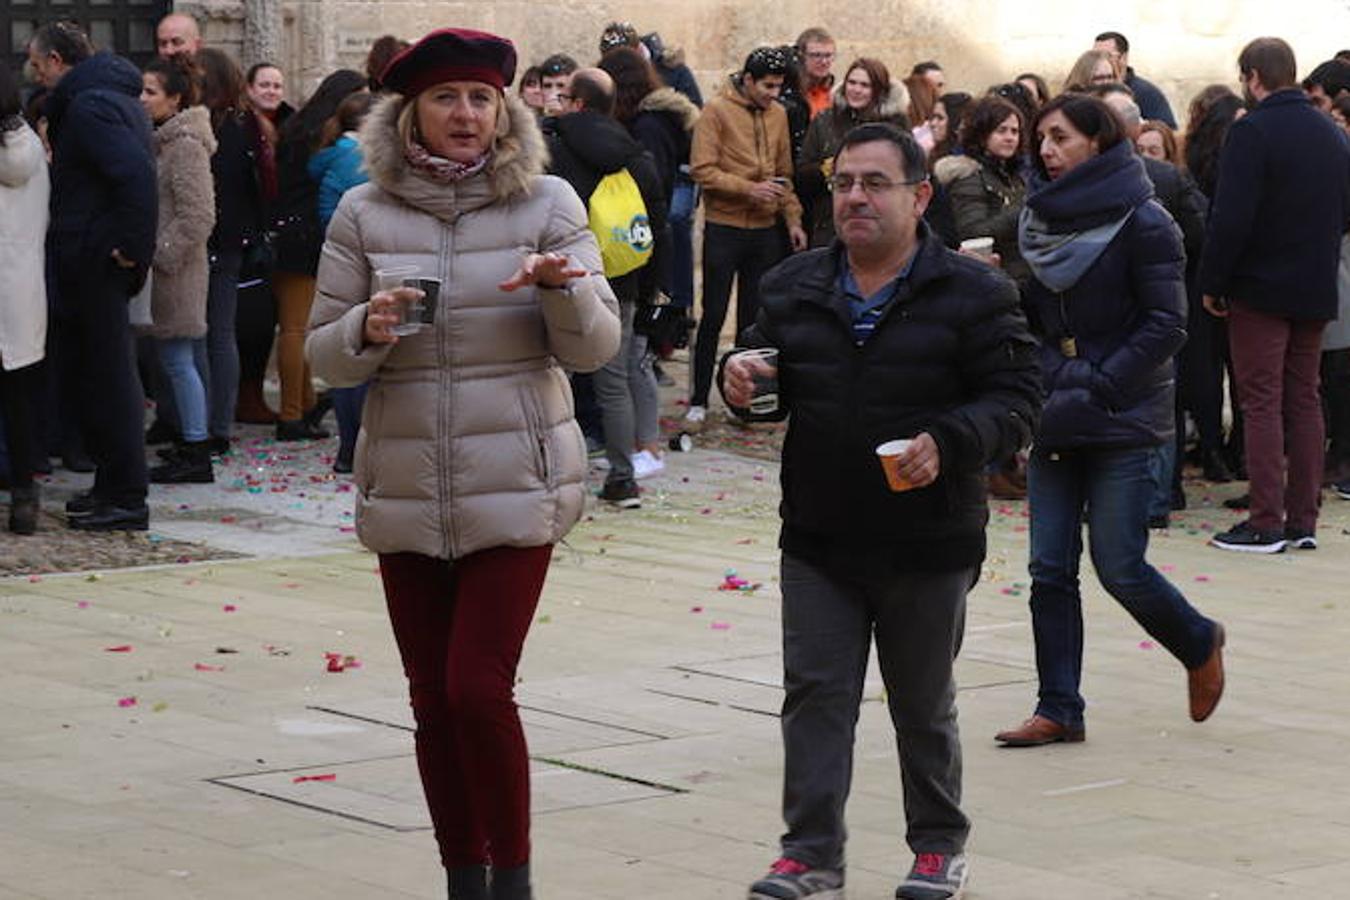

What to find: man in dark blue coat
left=1201, top=37, right=1350, bottom=553
left=1094, top=31, right=1176, bottom=128
left=722, top=124, right=1039, bottom=900
left=28, top=22, right=157, bottom=530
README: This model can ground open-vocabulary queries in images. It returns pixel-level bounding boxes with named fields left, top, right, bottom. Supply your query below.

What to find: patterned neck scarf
left=404, top=138, right=491, bottom=184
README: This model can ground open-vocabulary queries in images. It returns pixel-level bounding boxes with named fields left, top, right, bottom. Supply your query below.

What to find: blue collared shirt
left=839, top=252, right=915, bottom=345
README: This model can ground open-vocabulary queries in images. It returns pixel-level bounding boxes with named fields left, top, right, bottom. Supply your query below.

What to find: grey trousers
left=778, top=552, right=975, bottom=869
left=593, top=299, right=637, bottom=484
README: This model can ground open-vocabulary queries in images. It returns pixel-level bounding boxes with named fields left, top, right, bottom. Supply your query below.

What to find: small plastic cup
left=876, top=439, right=916, bottom=492
left=959, top=237, right=995, bottom=260
left=374, top=266, right=426, bottom=336
left=737, top=348, right=780, bottom=415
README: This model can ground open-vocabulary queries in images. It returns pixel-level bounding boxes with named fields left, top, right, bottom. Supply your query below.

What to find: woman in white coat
left=0, top=68, right=50, bottom=534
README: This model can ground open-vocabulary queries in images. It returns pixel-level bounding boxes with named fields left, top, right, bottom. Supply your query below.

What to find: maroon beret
left=380, top=28, right=518, bottom=96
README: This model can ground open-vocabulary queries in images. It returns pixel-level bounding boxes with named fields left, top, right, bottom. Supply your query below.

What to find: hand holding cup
left=876, top=433, right=941, bottom=492
left=724, top=348, right=779, bottom=411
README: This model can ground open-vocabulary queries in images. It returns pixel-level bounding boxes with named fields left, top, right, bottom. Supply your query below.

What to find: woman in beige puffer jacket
left=304, top=29, right=619, bottom=899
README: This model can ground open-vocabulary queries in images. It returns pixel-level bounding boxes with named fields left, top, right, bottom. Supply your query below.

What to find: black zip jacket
left=719, top=227, right=1040, bottom=571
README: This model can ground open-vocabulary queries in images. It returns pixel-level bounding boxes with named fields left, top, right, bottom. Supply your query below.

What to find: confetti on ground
left=263, top=644, right=291, bottom=656
left=194, top=663, right=225, bottom=672
left=718, top=570, right=763, bottom=592
left=292, top=774, right=336, bottom=784
left=222, top=604, right=237, bottom=612
left=152, top=702, right=169, bottom=712
left=710, top=621, right=731, bottom=630
left=1195, top=575, right=1211, bottom=583
left=1139, top=640, right=1155, bottom=650
left=215, top=646, right=239, bottom=654
left=117, top=696, right=137, bottom=708
left=324, top=653, right=361, bottom=673
left=690, top=606, right=704, bottom=613
left=104, top=645, right=133, bottom=653
left=77, top=601, right=90, bottom=609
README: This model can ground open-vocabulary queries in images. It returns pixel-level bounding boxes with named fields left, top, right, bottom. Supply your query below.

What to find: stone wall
left=180, top=0, right=1350, bottom=125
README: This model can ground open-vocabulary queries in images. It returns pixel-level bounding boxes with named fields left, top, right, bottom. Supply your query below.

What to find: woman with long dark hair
left=797, top=58, right=909, bottom=246
left=1184, top=86, right=1248, bottom=480
left=271, top=69, right=367, bottom=441
left=191, top=47, right=259, bottom=457
left=140, top=55, right=218, bottom=483
left=996, top=94, right=1225, bottom=747
left=598, top=46, right=699, bottom=474
left=0, top=65, right=50, bottom=532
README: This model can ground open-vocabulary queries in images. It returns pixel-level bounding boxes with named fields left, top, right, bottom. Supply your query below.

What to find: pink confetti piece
left=291, top=773, right=336, bottom=784
left=219, top=515, right=237, bottom=524
left=77, top=601, right=90, bottom=609
left=1000, top=587, right=1020, bottom=596
left=1195, top=575, right=1211, bottom=583
left=710, top=621, right=731, bottom=630
left=1138, top=640, right=1155, bottom=650
left=104, top=645, right=133, bottom=653
left=1160, top=564, right=1176, bottom=572
left=324, top=652, right=360, bottom=673
left=27, top=575, right=41, bottom=583
left=194, top=663, right=225, bottom=672
left=690, top=605, right=704, bottom=613
left=222, top=604, right=237, bottom=612
left=117, top=696, right=137, bottom=708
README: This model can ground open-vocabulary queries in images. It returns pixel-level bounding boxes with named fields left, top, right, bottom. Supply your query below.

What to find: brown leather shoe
left=1188, top=622, right=1226, bottom=722
left=994, top=714, right=1085, bottom=747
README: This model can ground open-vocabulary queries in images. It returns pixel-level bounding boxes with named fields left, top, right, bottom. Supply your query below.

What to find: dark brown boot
left=9, top=484, right=39, bottom=535
left=235, top=378, right=278, bottom=424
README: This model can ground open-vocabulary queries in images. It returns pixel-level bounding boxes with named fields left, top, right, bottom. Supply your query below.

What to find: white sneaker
left=684, top=404, right=706, bottom=424
left=631, top=450, right=665, bottom=480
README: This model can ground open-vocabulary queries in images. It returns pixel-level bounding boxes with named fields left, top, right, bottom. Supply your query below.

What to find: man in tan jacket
left=686, top=46, right=806, bottom=425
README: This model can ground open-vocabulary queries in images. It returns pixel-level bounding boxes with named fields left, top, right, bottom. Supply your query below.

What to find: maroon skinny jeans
left=379, top=544, right=554, bottom=869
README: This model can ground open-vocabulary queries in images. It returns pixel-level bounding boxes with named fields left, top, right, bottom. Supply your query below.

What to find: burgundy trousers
left=379, top=544, right=554, bottom=869
left=1227, top=302, right=1327, bottom=533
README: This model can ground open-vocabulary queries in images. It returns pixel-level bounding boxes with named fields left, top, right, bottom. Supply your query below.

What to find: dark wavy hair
left=279, top=69, right=366, bottom=153
left=366, top=35, right=409, bottom=92
left=1184, top=89, right=1245, bottom=197
left=840, top=58, right=893, bottom=118
left=195, top=47, right=244, bottom=131
left=144, top=54, right=203, bottom=108
left=960, top=95, right=1024, bottom=163
left=597, top=46, right=659, bottom=124
left=1030, top=93, right=1125, bottom=179
left=0, top=65, right=22, bottom=147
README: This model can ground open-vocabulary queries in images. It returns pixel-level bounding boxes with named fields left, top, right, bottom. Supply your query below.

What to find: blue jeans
left=665, top=175, right=699, bottom=310
left=1028, top=445, right=1217, bottom=727
left=1147, top=441, right=1175, bottom=520
left=158, top=338, right=208, bottom=443
left=202, top=250, right=242, bottom=440
left=332, top=382, right=369, bottom=463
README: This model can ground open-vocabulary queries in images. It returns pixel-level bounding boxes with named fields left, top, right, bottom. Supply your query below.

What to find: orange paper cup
left=876, top=439, right=915, bottom=492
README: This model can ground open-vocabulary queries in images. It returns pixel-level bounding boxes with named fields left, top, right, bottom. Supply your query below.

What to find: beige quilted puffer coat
left=305, top=92, right=620, bottom=560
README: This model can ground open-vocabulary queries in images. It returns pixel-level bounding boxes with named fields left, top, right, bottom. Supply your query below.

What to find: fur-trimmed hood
left=934, top=153, right=980, bottom=186
left=358, top=90, right=547, bottom=220
left=637, top=86, right=700, bottom=132
left=829, top=80, right=910, bottom=124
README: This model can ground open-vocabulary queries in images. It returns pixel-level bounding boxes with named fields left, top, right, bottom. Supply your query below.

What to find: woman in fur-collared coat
left=305, top=29, right=619, bottom=900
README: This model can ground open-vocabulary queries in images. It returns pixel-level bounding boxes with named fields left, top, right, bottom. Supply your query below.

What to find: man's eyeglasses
left=806, top=51, right=836, bottom=61
left=828, top=174, right=924, bottom=195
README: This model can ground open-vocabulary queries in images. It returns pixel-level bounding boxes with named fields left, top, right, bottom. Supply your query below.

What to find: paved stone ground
left=3, top=367, right=1350, bottom=899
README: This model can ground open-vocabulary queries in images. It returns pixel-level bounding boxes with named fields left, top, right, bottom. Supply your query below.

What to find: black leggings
left=236, top=274, right=277, bottom=383
left=0, top=363, right=41, bottom=489
left=690, top=222, right=785, bottom=407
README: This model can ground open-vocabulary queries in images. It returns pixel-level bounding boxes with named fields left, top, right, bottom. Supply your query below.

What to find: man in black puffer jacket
left=30, top=23, right=157, bottom=531
left=723, top=124, right=1039, bottom=900
left=548, top=68, right=667, bottom=508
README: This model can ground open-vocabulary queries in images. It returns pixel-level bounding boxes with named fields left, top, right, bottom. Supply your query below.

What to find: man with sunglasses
left=723, top=123, right=1040, bottom=900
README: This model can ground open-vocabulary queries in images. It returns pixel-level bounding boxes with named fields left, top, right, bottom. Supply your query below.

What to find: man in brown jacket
left=686, top=46, right=807, bottom=425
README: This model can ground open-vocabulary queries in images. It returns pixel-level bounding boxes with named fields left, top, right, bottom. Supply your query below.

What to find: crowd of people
left=4, top=12, right=1350, bottom=900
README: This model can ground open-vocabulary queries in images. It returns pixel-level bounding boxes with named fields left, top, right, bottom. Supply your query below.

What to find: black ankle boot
left=490, top=863, right=531, bottom=900
left=448, top=864, right=489, bottom=899
left=149, top=440, right=215, bottom=484
left=276, top=418, right=330, bottom=441
left=9, top=484, right=39, bottom=535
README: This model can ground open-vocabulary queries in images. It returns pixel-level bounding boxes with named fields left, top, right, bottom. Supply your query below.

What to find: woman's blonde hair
left=1063, top=49, right=1121, bottom=93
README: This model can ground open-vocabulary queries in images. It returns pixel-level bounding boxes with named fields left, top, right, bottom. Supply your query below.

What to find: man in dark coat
left=723, top=124, right=1040, bottom=900
left=1201, top=37, right=1350, bottom=552
left=1094, top=30, right=1177, bottom=127
left=28, top=22, right=157, bottom=530
left=548, top=67, right=668, bottom=508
